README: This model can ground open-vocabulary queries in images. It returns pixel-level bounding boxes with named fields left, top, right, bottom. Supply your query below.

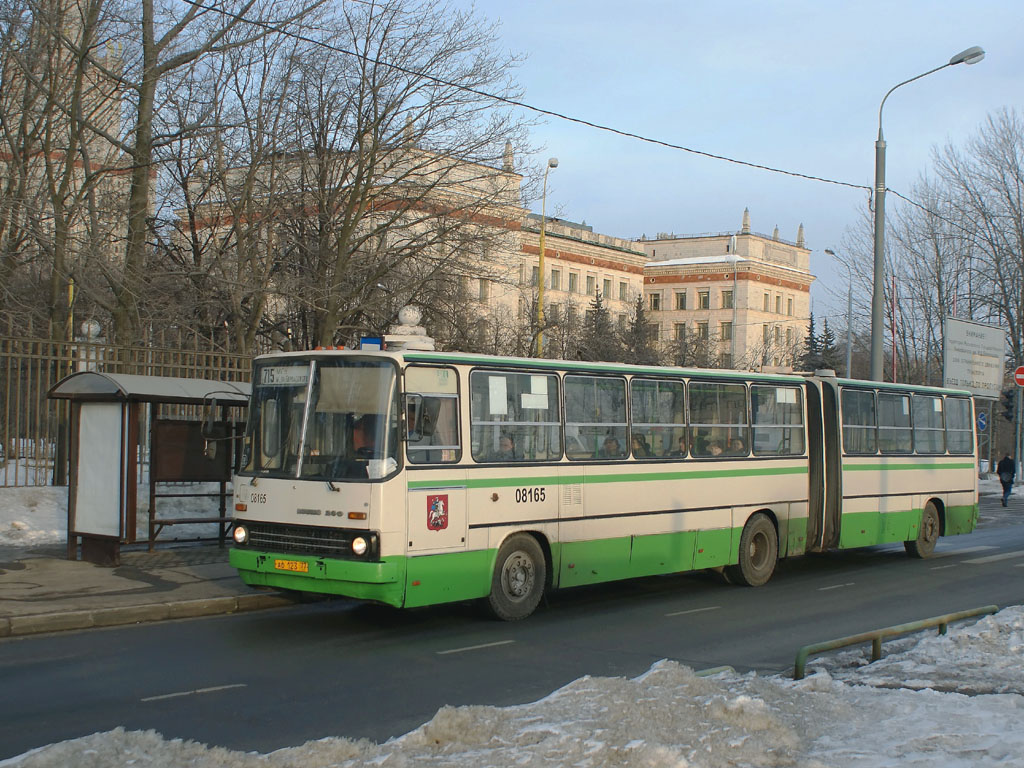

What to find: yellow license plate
left=274, top=559, right=309, bottom=573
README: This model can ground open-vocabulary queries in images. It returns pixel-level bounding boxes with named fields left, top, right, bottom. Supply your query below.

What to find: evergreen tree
left=800, top=312, right=822, bottom=370
left=622, top=295, right=659, bottom=365
left=578, top=292, right=623, bottom=362
left=818, top=318, right=842, bottom=372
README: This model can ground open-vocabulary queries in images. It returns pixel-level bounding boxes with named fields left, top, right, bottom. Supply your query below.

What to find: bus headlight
left=352, top=537, right=368, bottom=556
left=233, top=525, right=249, bottom=545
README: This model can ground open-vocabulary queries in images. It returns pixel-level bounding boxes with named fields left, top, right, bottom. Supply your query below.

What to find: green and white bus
left=228, top=350, right=978, bottom=620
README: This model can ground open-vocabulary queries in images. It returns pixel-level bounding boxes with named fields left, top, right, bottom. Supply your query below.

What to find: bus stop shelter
left=48, top=372, right=250, bottom=565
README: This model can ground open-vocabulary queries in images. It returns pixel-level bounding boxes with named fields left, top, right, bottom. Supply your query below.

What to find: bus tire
left=905, top=501, right=940, bottom=559
left=487, top=534, right=546, bottom=621
left=725, top=513, right=778, bottom=587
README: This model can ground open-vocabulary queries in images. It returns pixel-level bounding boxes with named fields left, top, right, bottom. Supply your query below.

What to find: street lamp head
left=949, top=46, right=985, bottom=66
left=824, top=248, right=835, bottom=257
left=547, top=157, right=559, bottom=168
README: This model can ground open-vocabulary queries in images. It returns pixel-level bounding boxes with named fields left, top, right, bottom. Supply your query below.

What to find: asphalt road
left=2, top=496, right=1023, bottom=759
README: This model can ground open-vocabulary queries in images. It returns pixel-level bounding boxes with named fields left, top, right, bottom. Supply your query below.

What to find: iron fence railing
left=1, top=328, right=253, bottom=488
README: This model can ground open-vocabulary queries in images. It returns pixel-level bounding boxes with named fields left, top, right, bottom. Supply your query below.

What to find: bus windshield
left=240, top=358, right=399, bottom=480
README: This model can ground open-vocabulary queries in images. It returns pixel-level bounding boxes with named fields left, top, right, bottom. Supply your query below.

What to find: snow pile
left=0, top=483, right=231, bottom=549
left=5, top=609, right=1024, bottom=767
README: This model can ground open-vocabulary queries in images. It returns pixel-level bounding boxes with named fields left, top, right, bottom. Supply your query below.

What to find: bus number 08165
left=515, top=487, right=546, bottom=503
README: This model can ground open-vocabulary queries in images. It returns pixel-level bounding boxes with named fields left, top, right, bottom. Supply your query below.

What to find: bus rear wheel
left=905, top=501, right=940, bottom=558
left=725, top=513, right=778, bottom=587
left=487, top=534, right=546, bottom=621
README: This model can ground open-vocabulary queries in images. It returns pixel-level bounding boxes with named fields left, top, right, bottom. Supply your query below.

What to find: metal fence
left=1, top=329, right=253, bottom=488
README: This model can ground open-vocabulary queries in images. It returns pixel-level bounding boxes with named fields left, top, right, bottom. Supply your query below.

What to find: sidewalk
left=0, top=544, right=295, bottom=638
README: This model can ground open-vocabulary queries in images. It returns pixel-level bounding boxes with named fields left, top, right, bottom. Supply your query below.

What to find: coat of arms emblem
left=427, top=494, right=448, bottom=531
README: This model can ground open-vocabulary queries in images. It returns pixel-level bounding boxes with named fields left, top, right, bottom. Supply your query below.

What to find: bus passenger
left=729, top=437, right=746, bottom=455
left=631, top=435, right=652, bottom=458
left=707, top=440, right=724, bottom=457
left=669, top=435, right=686, bottom=457
left=494, top=433, right=517, bottom=461
left=599, top=436, right=623, bottom=458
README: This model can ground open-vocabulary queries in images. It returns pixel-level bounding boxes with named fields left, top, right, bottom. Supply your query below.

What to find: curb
left=0, top=593, right=295, bottom=638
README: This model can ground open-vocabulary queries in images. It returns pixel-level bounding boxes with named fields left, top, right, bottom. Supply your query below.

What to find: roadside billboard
left=943, top=317, right=1006, bottom=399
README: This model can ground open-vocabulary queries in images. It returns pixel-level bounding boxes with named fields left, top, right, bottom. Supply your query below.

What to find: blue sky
left=457, top=0, right=1024, bottom=320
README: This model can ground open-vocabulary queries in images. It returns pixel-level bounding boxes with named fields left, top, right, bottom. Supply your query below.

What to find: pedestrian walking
left=997, top=453, right=1016, bottom=507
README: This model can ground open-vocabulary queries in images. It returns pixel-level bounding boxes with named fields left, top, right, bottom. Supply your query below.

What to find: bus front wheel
left=905, top=501, right=940, bottom=558
left=487, top=534, right=546, bottom=621
left=725, top=513, right=778, bottom=587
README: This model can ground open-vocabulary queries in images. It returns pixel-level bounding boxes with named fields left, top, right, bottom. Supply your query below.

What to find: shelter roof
left=48, top=372, right=250, bottom=405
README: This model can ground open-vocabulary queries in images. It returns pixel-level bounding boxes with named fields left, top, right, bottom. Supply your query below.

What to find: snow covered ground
left=2, top=475, right=1023, bottom=767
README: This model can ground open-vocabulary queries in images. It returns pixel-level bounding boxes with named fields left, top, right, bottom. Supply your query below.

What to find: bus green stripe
left=408, top=464, right=807, bottom=490
left=843, top=461, right=975, bottom=472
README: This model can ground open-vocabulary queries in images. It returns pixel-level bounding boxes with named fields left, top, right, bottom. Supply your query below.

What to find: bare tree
left=0, top=0, right=125, bottom=340
left=252, top=0, right=532, bottom=347
left=935, top=108, right=1024, bottom=366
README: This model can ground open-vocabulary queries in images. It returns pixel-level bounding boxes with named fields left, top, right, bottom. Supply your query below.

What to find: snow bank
left=5, top=608, right=1024, bottom=767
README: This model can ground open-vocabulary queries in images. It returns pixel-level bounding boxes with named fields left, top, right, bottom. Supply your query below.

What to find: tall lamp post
left=870, top=45, right=985, bottom=381
left=536, top=157, right=558, bottom=357
left=824, top=249, right=853, bottom=377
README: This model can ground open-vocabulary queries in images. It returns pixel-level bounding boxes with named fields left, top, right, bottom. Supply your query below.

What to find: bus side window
left=405, top=367, right=461, bottom=464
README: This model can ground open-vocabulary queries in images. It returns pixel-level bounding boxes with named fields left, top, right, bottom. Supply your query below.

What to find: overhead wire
left=180, top=0, right=874, bottom=193
left=176, top=0, right=980, bottom=231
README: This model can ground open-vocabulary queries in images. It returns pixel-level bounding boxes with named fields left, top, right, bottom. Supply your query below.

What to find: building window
left=720, top=321, right=732, bottom=341
left=647, top=322, right=660, bottom=340
left=722, top=290, right=733, bottom=309
left=786, top=327, right=793, bottom=345
left=719, top=352, right=733, bottom=368
left=650, top=293, right=661, bottom=311
left=674, top=322, right=686, bottom=340
left=787, top=297, right=793, bottom=316
left=675, top=291, right=687, bottom=310
left=619, top=281, right=628, bottom=302
left=698, top=291, right=710, bottom=310
left=775, top=295, right=782, bottom=314
left=617, top=314, right=626, bottom=331
left=531, top=266, right=539, bottom=287
left=697, top=322, right=708, bottom=339
left=586, top=275, right=596, bottom=296
left=479, top=279, right=489, bottom=302
left=603, top=278, right=612, bottom=298
left=774, top=326, right=781, bottom=343
left=569, top=273, right=579, bottom=293
left=551, top=269, right=561, bottom=291
left=763, top=293, right=770, bottom=312
left=548, top=303, right=561, bottom=323
left=763, top=324, right=770, bottom=343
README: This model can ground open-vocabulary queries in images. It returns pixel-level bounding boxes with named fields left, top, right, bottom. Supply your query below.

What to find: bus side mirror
left=405, top=393, right=423, bottom=442
left=202, top=397, right=219, bottom=439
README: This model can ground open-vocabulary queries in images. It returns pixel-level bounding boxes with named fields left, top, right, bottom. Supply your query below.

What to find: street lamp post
left=870, top=46, right=984, bottom=382
left=536, top=157, right=558, bottom=357
left=825, top=249, right=853, bottom=377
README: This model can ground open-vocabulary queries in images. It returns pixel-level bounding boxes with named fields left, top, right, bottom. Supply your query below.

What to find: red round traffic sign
left=1015, top=366, right=1024, bottom=386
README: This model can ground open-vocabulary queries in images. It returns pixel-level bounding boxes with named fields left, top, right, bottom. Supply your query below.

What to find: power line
left=180, top=0, right=871, bottom=194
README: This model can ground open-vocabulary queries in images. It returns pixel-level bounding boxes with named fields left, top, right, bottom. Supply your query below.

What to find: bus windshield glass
left=241, top=358, right=398, bottom=480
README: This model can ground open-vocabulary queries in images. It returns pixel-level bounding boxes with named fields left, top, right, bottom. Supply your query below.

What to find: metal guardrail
left=793, top=605, right=999, bottom=680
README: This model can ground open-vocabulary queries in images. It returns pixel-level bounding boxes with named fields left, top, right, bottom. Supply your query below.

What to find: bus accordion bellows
left=228, top=350, right=978, bottom=620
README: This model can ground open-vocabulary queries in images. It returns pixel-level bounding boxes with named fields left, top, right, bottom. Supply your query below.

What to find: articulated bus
left=228, top=350, right=978, bottom=620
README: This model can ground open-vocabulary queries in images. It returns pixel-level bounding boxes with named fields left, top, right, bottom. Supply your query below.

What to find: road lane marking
left=962, top=550, right=1024, bottom=565
left=930, top=564, right=960, bottom=570
left=818, top=583, right=855, bottom=591
left=436, top=640, right=515, bottom=655
left=931, top=545, right=995, bottom=558
left=665, top=606, right=721, bottom=618
left=142, top=683, right=246, bottom=703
